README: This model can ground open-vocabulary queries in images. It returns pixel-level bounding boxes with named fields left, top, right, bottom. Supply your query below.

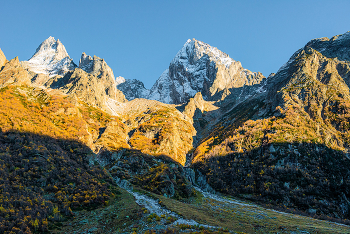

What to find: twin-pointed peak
left=78, top=52, right=115, bottom=81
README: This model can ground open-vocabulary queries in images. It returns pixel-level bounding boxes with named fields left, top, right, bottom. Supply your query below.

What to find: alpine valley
left=1, top=32, right=350, bottom=233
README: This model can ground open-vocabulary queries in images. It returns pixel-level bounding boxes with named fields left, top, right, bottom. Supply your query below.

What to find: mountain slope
left=110, top=98, right=196, bottom=165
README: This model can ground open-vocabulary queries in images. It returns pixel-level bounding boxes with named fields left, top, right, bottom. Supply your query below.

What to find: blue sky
left=1, top=1, right=350, bottom=88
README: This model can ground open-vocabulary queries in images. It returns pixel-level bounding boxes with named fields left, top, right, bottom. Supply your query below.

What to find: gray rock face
left=184, top=168, right=215, bottom=193
left=22, top=36, right=76, bottom=77
left=47, top=68, right=126, bottom=114
left=78, top=52, right=122, bottom=100
left=147, top=39, right=265, bottom=104
left=117, top=78, right=150, bottom=101
left=305, top=31, right=350, bottom=62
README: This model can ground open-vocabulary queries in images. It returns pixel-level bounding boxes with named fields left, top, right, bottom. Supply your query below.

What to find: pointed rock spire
left=0, top=48, right=7, bottom=69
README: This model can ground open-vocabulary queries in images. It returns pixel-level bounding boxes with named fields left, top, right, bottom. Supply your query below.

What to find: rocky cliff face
left=78, top=52, right=125, bottom=103
left=20, top=38, right=127, bottom=115
left=47, top=68, right=126, bottom=114
left=147, top=39, right=265, bottom=104
left=117, top=78, right=150, bottom=101
left=22, top=37, right=76, bottom=77
left=263, top=31, right=350, bottom=120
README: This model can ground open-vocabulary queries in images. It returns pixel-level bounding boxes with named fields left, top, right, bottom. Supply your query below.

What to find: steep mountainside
left=79, top=52, right=119, bottom=98
left=192, top=31, right=350, bottom=220
left=0, top=84, right=125, bottom=233
left=22, top=37, right=76, bottom=77
left=117, top=39, right=265, bottom=105
left=111, top=98, right=196, bottom=165
left=148, top=39, right=265, bottom=104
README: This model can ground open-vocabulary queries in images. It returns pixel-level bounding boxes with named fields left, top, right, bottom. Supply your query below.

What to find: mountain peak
left=78, top=52, right=115, bottom=81
left=303, top=30, right=350, bottom=62
left=31, top=37, right=68, bottom=61
left=23, top=37, right=76, bottom=77
left=172, top=38, right=235, bottom=69
left=146, top=39, right=264, bottom=104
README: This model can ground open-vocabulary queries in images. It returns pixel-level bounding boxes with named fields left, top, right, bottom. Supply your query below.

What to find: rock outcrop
left=47, top=68, right=126, bottom=114
left=182, top=92, right=219, bottom=120
left=78, top=52, right=126, bottom=103
left=0, top=57, right=31, bottom=88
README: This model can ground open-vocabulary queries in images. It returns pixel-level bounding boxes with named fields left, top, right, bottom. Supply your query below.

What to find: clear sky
left=1, top=1, right=350, bottom=88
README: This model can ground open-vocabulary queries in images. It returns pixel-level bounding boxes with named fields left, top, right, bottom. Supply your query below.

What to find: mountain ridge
left=118, top=38, right=265, bottom=105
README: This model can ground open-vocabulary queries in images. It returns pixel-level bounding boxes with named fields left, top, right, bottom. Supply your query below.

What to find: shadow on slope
left=192, top=141, right=350, bottom=223
left=0, top=129, right=117, bottom=234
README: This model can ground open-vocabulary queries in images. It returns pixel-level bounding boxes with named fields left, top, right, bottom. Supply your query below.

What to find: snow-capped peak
left=145, top=38, right=264, bottom=104
left=115, top=76, right=126, bottom=85
left=172, top=38, right=235, bottom=68
left=23, top=37, right=76, bottom=77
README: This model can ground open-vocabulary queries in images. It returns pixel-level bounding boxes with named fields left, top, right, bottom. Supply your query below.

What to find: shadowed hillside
left=0, top=130, right=117, bottom=233
left=193, top=142, right=350, bottom=222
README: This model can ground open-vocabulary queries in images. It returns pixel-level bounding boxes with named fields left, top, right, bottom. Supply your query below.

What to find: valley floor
left=52, top=186, right=350, bottom=234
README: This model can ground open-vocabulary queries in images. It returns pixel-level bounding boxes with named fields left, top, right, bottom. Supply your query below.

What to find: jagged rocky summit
left=118, top=38, right=265, bottom=105
left=262, top=30, right=350, bottom=118
left=22, top=36, right=76, bottom=77
left=78, top=52, right=126, bottom=103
